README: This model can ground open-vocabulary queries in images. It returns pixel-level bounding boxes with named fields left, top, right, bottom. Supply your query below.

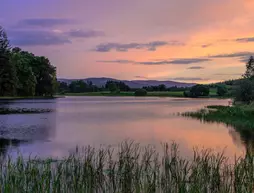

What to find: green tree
left=106, top=81, right=119, bottom=93
left=69, top=80, right=88, bottom=93
left=10, top=49, right=37, bottom=96
left=158, top=84, right=166, bottom=91
left=217, top=85, right=228, bottom=97
left=235, top=79, right=254, bottom=104
left=189, top=84, right=209, bottom=98
left=58, top=81, right=69, bottom=94
left=243, top=56, right=254, bottom=79
left=33, top=56, right=57, bottom=96
left=0, top=26, right=17, bottom=96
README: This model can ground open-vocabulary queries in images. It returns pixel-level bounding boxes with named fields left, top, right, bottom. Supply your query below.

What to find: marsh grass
left=0, top=107, right=53, bottom=114
left=0, top=142, right=253, bottom=193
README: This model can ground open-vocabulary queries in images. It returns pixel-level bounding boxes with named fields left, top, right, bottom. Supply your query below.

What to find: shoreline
left=61, top=92, right=230, bottom=99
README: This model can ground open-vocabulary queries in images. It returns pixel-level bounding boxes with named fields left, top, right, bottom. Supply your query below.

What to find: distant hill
left=58, top=77, right=195, bottom=88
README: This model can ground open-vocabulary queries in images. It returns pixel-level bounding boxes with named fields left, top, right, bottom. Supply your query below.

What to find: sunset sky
left=1, top=0, right=254, bottom=83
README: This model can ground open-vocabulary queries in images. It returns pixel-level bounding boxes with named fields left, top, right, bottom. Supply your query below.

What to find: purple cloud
left=187, top=66, right=204, bottom=69
left=17, top=18, right=74, bottom=27
left=8, top=30, right=71, bottom=46
left=67, top=29, right=105, bottom=38
left=137, top=58, right=211, bottom=65
left=94, top=41, right=184, bottom=52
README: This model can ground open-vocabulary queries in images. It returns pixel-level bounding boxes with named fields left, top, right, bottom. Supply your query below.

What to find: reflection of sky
left=1, top=97, right=245, bottom=159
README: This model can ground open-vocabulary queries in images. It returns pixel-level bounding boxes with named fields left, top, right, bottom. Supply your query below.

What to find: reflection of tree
left=0, top=138, right=26, bottom=157
left=228, top=128, right=243, bottom=148
left=207, top=121, right=254, bottom=153
left=233, top=125, right=254, bottom=153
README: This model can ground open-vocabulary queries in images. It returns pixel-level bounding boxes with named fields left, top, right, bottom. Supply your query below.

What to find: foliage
left=0, top=27, right=17, bottom=96
left=105, top=81, right=119, bottom=93
left=243, top=56, right=254, bottom=79
left=10, top=49, right=37, bottom=96
left=134, top=88, right=147, bottom=96
left=217, top=84, right=228, bottom=96
left=188, top=84, right=209, bottom=97
left=234, top=79, right=254, bottom=104
left=143, top=85, right=186, bottom=92
left=0, top=142, right=253, bottom=192
left=105, top=81, right=130, bottom=92
left=0, top=26, right=57, bottom=97
left=69, top=80, right=87, bottom=93
left=57, top=81, right=69, bottom=94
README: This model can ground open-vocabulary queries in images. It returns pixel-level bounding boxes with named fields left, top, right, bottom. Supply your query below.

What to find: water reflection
left=0, top=97, right=248, bottom=158
left=0, top=99, right=56, bottom=156
left=190, top=117, right=254, bottom=154
left=0, top=138, right=27, bottom=157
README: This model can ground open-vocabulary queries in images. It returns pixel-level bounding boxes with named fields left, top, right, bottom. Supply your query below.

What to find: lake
left=0, top=97, right=246, bottom=158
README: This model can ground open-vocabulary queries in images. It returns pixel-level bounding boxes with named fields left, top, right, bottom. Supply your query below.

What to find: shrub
left=134, top=89, right=147, bottom=96
left=217, top=85, right=228, bottom=96
left=183, top=91, right=190, bottom=97
left=189, top=84, right=209, bottom=97
left=235, top=79, right=254, bottom=104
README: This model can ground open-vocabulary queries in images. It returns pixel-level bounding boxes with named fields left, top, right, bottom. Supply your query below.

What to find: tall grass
left=0, top=142, right=253, bottom=192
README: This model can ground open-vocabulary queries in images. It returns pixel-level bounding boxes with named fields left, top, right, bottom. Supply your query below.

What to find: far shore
left=61, top=91, right=230, bottom=99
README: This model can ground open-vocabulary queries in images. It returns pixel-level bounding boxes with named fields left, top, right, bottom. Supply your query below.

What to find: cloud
left=18, top=18, right=73, bottom=27
left=214, top=73, right=242, bottom=76
left=201, top=44, right=212, bottom=48
left=134, top=76, right=148, bottom=79
left=170, top=77, right=209, bottom=81
left=235, top=37, right=254, bottom=43
left=97, top=60, right=134, bottom=64
left=8, top=30, right=71, bottom=46
left=187, top=66, right=204, bottom=69
left=137, top=58, right=211, bottom=65
left=210, top=51, right=254, bottom=58
left=94, top=41, right=184, bottom=52
left=67, top=29, right=105, bottom=38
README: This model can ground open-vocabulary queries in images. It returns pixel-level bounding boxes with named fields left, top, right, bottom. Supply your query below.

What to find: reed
left=0, top=142, right=253, bottom=192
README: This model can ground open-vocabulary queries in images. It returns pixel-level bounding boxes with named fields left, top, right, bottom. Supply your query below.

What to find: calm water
left=0, top=97, right=246, bottom=158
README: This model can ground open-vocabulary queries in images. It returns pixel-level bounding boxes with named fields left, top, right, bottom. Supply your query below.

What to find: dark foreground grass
left=0, top=108, right=53, bottom=114
left=0, top=142, right=253, bottom=193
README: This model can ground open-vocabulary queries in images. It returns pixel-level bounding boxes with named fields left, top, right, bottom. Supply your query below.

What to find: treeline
left=0, top=26, right=57, bottom=97
left=142, top=85, right=186, bottom=92
left=58, top=80, right=131, bottom=94
left=58, top=80, right=188, bottom=94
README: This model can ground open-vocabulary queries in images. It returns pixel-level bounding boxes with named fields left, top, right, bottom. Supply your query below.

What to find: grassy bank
left=0, top=142, right=253, bottom=192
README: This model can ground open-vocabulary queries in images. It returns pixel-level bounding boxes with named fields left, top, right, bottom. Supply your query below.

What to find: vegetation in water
left=0, top=107, right=53, bottom=114
left=0, top=142, right=253, bottom=193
